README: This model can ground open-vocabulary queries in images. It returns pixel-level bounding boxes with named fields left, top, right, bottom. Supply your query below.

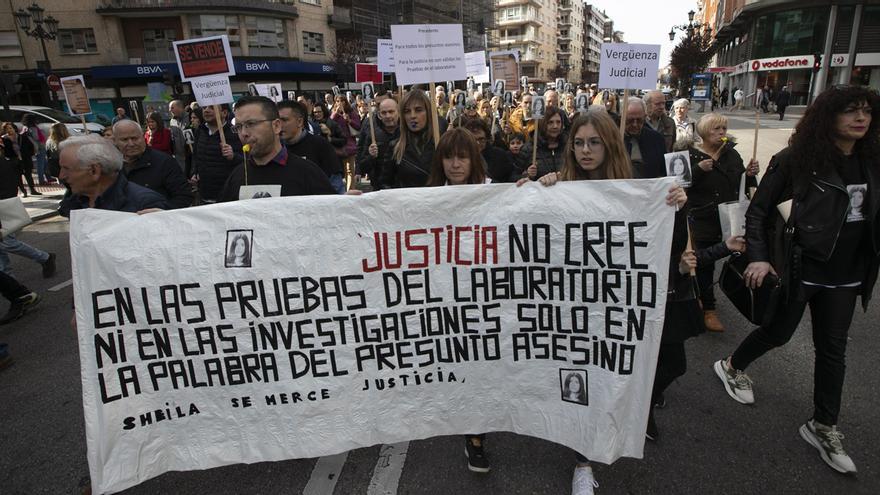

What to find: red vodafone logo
left=751, top=56, right=811, bottom=71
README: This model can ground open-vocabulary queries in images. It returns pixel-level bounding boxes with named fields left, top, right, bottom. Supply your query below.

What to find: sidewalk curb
left=31, top=210, right=60, bottom=222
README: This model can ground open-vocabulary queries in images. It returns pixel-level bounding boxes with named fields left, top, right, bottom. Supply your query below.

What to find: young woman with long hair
left=383, top=89, right=446, bottom=188
left=523, top=106, right=568, bottom=181
left=330, top=95, right=362, bottom=189
left=45, top=123, right=70, bottom=181
left=714, top=85, right=880, bottom=475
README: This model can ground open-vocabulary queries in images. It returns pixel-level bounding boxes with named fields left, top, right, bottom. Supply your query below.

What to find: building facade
left=1, top=0, right=345, bottom=119
left=557, top=0, right=583, bottom=83
left=492, top=0, right=558, bottom=81
left=708, top=0, right=880, bottom=106
left=582, top=4, right=607, bottom=84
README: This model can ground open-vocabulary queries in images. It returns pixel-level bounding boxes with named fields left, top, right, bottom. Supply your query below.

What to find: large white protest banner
left=73, top=180, right=675, bottom=493
left=390, top=24, right=466, bottom=85
left=598, top=43, right=661, bottom=90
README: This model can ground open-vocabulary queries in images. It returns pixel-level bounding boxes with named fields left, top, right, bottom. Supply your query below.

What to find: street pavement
left=2, top=115, right=879, bottom=495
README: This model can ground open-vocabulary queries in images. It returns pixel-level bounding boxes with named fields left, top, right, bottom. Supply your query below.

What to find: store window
left=188, top=15, right=242, bottom=55
left=246, top=17, right=287, bottom=57
left=751, top=7, right=828, bottom=59
left=0, top=31, right=22, bottom=57
left=302, top=31, right=324, bottom=54
left=142, top=29, right=177, bottom=63
left=58, top=28, right=98, bottom=54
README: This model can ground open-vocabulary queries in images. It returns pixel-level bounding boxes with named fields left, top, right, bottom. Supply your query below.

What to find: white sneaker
left=713, top=359, right=755, bottom=405
left=799, top=420, right=857, bottom=474
left=571, top=465, right=598, bottom=495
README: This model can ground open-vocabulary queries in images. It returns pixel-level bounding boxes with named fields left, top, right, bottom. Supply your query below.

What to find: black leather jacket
left=746, top=146, right=880, bottom=308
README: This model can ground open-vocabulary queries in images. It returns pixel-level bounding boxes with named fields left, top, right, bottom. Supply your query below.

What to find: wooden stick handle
left=369, top=107, right=377, bottom=145
left=428, top=82, right=440, bottom=148
left=531, top=121, right=539, bottom=169
left=752, top=110, right=760, bottom=162
left=618, top=88, right=629, bottom=138
left=80, top=116, right=89, bottom=134
left=214, top=104, right=227, bottom=147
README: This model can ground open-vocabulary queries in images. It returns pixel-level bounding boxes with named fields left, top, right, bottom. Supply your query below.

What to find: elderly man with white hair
left=671, top=98, right=700, bottom=147
left=623, top=97, right=667, bottom=178
left=58, top=134, right=167, bottom=215
left=643, top=90, right=675, bottom=152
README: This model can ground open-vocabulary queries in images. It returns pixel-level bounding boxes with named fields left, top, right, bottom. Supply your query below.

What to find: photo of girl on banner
left=560, top=370, right=588, bottom=406
left=466, top=78, right=475, bottom=93
left=575, top=93, right=589, bottom=113
left=503, top=91, right=514, bottom=107
left=224, top=230, right=253, bottom=268
left=493, top=79, right=505, bottom=97
left=531, top=96, right=546, bottom=120
left=362, top=82, right=375, bottom=103
left=664, top=151, right=692, bottom=188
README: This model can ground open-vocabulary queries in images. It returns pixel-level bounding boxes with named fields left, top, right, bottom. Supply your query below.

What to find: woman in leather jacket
left=383, top=89, right=447, bottom=188
left=686, top=113, right=758, bottom=332
left=714, top=85, right=880, bottom=475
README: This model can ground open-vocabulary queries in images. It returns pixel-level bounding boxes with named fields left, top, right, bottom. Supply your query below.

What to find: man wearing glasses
left=218, top=96, right=335, bottom=202
left=190, top=103, right=243, bottom=203
left=623, top=97, right=667, bottom=179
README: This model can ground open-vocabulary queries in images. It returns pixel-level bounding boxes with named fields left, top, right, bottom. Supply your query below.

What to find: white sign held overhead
left=465, top=51, right=491, bottom=84
left=74, top=180, right=676, bottom=494
left=598, top=43, right=661, bottom=90
left=390, top=24, right=467, bottom=85
left=190, top=75, right=234, bottom=107
left=377, top=39, right=395, bottom=73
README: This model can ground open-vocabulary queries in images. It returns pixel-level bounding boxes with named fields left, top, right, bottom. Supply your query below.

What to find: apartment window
left=0, top=31, right=22, bottom=57
left=189, top=15, right=242, bottom=55
left=58, top=28, right=97, bottom=54
left=246, top=16, right=287, bottom=57
left=300, top=0, right=321, bottom=4
left=302, top=31, right=324, bottom=53
left=142, top=29, right=177, bottom=62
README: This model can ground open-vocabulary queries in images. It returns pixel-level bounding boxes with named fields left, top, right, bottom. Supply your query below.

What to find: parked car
left=6, top=105, right=105, bottom=136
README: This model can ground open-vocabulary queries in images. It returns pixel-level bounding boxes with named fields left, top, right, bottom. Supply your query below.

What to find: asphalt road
left=2, top=115, right=878, bottom=494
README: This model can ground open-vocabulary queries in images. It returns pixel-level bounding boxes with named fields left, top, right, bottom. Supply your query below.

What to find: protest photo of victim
left=531, top=96, right=546, bottom=120
left=664, top=151, right=692, bottom=188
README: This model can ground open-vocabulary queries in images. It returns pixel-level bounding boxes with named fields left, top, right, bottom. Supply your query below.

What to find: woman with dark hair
left=2, top=122, right=39, bottom=196
left=562, top=373, right=586, bottom=404
left=522, top=106, right=567, bottom=181
left=382, top=89, right=447, bottom=188
left=45, top=123, right=70, bottom=180
left=686, top=112, right=759, bottom=332
left=145, top=112, right=172, bottom=155
left=714, top=85, right=880, bottom=474
left=524, top=109, right=687, bottom=495
left=330, top=95, right=362, bottom=189
left=225, top=234, right=251, bottom=267
left=21, top=114, right=48, bottom=184
left=189, top=106, right=204, bottom=130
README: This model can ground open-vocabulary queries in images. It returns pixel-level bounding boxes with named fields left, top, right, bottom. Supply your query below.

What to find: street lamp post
left=14, top=2, right=60, bottom=106
left=669, top=10, right=712, bottom=107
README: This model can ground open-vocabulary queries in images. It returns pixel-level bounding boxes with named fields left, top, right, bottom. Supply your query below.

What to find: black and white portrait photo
left=665, top=151, right=692, bottom=188
left=332, top=85, right=341, bottom=96
left=503, top=91, right=514, bottom=107
left=248, top=83, right=259, bottom=96
left=225, top=230, right=253, bottom=268
left=287, top=90, right=296, bottom=101
left=560, top=369, right=588, bottom=406
left=531, top=96, right=546, bottom=119
left=362, top=82, right=375, bottom=103
left=466, top=78, right=475, bottom=92
left=454, top=91, right=466, bottom=110
left=564, top=82, right=573, bottom=94
left=268, top=85, right=280, bottom=102
left=345, top=91, right=353, bottom=104
left=521, top=75, right=529, bottom=89
left=183, top=128, right=194, bottom=146
left=555, top=78, right=565, bottom=91
left=575, top=94, right=589, bottom=113
left=847, top=184, right=867, bottom=222
left=447, top=80, right=454, bottom=95
left=493, top=79, right=505, bottom=96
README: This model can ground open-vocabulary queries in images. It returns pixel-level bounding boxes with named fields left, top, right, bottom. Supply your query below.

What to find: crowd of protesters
left=1, top=79, right=877, bottom=495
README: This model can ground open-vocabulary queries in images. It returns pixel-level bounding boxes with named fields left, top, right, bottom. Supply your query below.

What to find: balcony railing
left=497, top=15, right=541, bottom=27
left=497, top=0, right=540, bottom=6
left=97, top=0, right=298, bottom=18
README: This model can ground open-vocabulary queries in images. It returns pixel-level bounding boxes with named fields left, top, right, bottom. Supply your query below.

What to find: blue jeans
left=0, top=234, right=49, bottom=274
left=34, top=151, right=48, bottom=182
left=329, top=173, right=345, bottom=194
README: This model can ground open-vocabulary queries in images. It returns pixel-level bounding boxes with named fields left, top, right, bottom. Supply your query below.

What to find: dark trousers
left=694, top=240, right=717, bottom=310
left=0, top=270, right=30, bottom=302
left=778, top=105, right=788, bottom=120
left=18, top=155, right=37, bottom=193
left=731, top=285, right=858, bottom=425
left=652, top=342, right=687, bottom=403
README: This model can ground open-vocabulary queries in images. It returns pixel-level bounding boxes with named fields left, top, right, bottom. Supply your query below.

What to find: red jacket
left=145, top=128, right=173, bottom=155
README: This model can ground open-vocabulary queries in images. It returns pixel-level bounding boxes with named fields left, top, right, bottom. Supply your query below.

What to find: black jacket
left=0, top=137, right=19, bottom=199
left=745, top=147, right=880, bottom=308
left=60, top=174, right=168, bottom=216
left=191, top=123, right=243, bottom=201
left=524, top=134, right=567, bottom=180
left=383, top=118, right=449, bottom=189
left=482, top=146, right=516, bottom=183
left=285, top=131, right=342, bottom=177
left=625, top=126, right=666, bottom=179
left=124, top=148, right=194, bottom=209
left=355, top=114, right=400, bottom=189
left=686, top=142, right=757, bottom=242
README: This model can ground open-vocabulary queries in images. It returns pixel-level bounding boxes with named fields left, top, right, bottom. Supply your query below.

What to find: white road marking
left=302, top=452, right=349, bottom=495
left=367, top=442, right=410, bottom=495
left=49, top=278, right=73, bottom=292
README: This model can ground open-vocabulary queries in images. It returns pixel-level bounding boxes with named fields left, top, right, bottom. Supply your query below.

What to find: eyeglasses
left=232, top=119, right=273, bottom=133
left=572, top=137, right=604, bottom=151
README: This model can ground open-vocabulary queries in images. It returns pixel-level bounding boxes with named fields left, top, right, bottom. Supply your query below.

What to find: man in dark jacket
left=58, top=135, right=167, bottom=215
left=219, top=96, right=335, bottom=201
left=624, top=97, right=667, bottom=178
left=113, top=120, right=193, bottom=209
left=190, top=104, right=243, bottom=203
left=356, top=96, right=400, bottom=191
left=776, top=81, right=792, bottom=120
left=278, top=100, right=344, bottom=194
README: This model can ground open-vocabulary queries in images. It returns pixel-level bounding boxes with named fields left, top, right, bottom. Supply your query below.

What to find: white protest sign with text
left=189, top=76, right=233, bottom=107
left=73, top=180, right=675, bottom=493
left=60, top=75, right=92, bottom=116
left=390, top=24, right=466, bottom=85
left=377, top=39, right=395, bottom=73
left=598, top=43, right=661, bottom=90
left=465, top=51, right=491, bottom=84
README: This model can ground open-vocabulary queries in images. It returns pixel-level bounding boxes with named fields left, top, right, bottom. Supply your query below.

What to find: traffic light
left=813, top=53, right=822, bottom=73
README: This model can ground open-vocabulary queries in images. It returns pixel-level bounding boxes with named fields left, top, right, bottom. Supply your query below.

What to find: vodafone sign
left=749, top=55, right=813, bottom=72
